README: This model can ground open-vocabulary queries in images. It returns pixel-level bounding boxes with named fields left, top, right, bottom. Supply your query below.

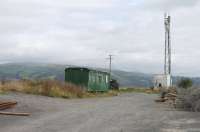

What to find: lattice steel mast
left=164, top=13, right=171, bottom=75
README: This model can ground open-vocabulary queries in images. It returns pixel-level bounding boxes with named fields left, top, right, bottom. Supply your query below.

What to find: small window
left=89, top=75, right=93, bottom=82
left=98, top=76, right=102, bottom=83
left=90, top=74, right=94, bottom=82
left=89, top=75, right=91, bottom=81
left=106, top=75, right=108, bottom=83
left=93, top=75, right=96, bottom=82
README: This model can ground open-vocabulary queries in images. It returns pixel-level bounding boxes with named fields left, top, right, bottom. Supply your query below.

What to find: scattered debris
left=0, top=100, right=30, bottom=116
left=155, top=98, right=168, bottom=102
left=0, top=111, right=30, bottom=116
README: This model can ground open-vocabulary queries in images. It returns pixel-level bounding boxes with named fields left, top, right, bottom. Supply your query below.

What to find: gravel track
left=0, top=92, right=200, bottom=132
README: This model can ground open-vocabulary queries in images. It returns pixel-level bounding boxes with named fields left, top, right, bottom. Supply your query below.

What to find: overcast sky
left=1, top=0, right=200, bottom=76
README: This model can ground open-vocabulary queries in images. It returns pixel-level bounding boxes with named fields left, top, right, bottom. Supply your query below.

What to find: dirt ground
left=0, top=92, right=200, bottom=132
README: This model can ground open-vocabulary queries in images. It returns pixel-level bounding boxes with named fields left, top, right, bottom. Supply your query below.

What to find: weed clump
left=176, top=87, right=200, bottom=112
left=0, top=80, right=85, bottom=98
left=0, top=80, right=118, bottom=99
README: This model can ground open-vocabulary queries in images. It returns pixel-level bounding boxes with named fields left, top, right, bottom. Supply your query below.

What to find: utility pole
left=107, top=54, right=113, bottom=78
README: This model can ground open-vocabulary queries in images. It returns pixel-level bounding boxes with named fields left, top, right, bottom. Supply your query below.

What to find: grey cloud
left=0, top=0, right=200, bottom=76
left=142, top=0, right=199, bottom=10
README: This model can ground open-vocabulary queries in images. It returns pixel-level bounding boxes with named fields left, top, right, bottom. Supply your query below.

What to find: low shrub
left=176, top=87, right=200, bottom=112
left=177, top=78, right=193, bottom=89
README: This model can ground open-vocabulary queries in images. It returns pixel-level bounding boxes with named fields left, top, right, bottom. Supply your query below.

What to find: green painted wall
left=88, top=71, right=109, bottom=91
left=65, top=68, right=89, bottom=88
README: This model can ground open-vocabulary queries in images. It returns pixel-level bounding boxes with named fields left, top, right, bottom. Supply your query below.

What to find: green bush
left=178, top=78, right=193, bottom=89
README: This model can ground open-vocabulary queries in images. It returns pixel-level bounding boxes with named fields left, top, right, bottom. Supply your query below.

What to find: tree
left=178, top=78, right=193, bottom=89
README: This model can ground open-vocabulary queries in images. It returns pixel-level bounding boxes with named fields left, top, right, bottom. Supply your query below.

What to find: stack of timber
left=0, top=101, right=30, bottom=116
left=155, top=87, right=177, bottom=105
left=0, top=101, right=17, bottom=110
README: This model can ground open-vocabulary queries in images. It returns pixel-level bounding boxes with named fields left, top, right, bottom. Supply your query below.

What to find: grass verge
left=0, top=80, right=158, bottom=99
left=119, top=87, right=160, bottom=94
left=0, top=80, right=118, bottom=99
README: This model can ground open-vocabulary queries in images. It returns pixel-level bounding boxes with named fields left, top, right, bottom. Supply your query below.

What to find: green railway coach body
left=65, top=67, right=110, bottom=92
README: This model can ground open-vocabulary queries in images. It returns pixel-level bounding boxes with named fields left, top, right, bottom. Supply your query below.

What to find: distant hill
left=0, top=63, right=200, bottom=87
left=110, top=70, right=153, bottom=87
left=0, top=63, right=66, bottom=81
